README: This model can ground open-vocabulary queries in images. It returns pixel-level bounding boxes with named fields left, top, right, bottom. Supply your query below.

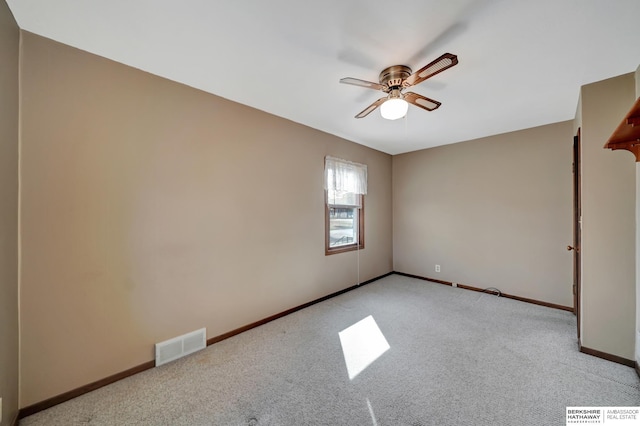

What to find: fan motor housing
left=379, top=65, right=412, bottom=90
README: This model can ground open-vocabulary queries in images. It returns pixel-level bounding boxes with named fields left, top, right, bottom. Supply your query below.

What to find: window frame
left=325, top=191, right=365, bottom=255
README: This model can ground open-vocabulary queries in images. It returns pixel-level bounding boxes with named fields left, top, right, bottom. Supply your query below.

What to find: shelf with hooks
left=605, top=97, right=640, bottom=161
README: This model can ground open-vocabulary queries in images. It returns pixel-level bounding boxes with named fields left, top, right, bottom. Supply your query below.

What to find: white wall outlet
left=435, top=264, right=441, bottom=273
left=452, top=282, right=457, bottom=288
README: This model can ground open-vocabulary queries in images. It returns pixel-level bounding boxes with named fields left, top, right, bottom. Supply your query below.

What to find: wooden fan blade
left=404, top=92, right=441, bottom=111
left=403, top=53, right=458, bottom=87
left=355, top=97, right=387, bottom=118
left=340, top=77, right=385, bottom=91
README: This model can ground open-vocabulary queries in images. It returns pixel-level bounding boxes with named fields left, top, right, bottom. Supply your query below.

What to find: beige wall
left=0, top=1, right=20, bottom=424
left=19, top=32, right=392, bottom=406
left=580, top=73, right=636, bottom=359
left=574, top=94, right=582, bottom=136
left=393, top=121, right=574, bottom=307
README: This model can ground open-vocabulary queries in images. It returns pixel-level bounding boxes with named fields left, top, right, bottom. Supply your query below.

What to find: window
left=324, top=156, right=367, bottom=255
left=326, top=191, right=364, bottom=254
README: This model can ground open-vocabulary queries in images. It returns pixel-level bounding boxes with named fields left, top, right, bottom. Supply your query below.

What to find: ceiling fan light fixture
left=340, top=53, right=457, bottom=119
left=380, top=97, right=408, bottom=120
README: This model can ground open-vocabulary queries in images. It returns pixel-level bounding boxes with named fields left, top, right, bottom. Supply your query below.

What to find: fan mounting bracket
left=379, top=65, right=412, bottom=91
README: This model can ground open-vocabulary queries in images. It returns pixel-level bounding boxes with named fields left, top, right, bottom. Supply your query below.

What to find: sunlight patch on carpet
left=339, top=315, right=390, bottom=380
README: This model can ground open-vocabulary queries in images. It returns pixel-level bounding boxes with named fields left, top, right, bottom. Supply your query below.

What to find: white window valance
left=324, top=156, right=368, bottom=206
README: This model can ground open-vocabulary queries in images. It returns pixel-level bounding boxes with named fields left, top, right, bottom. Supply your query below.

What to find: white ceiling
left=7, top=0, right=640, bottom=154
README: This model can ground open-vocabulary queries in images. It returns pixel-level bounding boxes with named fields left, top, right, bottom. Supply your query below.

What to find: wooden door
left=571, top=129, right=582, bottom=338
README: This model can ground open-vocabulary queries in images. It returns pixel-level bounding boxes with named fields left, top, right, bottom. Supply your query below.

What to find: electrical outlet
left=435, top=264, right=441, bottom=273
left=452, top=282, right=457, bottom=288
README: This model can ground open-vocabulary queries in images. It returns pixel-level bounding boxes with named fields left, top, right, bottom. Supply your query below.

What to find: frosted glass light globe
left=380, top=98, right=408, bottom=120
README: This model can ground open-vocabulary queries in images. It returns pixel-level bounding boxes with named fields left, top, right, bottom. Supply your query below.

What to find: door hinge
left=573, top=284, right=577, bottom=295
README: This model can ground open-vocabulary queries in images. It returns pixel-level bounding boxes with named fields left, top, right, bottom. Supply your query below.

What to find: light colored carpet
left=20, top=274, right=640, bottom=425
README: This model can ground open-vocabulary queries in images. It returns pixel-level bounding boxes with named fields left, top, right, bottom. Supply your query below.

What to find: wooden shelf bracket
left=605, top=97, right=640, bottom=162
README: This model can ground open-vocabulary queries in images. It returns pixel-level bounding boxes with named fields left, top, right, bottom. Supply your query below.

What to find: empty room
left=2, top=1, right=640, bottom=425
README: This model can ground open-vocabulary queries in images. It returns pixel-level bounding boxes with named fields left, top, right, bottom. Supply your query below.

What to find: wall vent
left=155, top=328, right=206, bottom=367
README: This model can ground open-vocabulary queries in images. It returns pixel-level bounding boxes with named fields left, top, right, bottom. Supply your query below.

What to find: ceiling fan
left=340, top=53, right=458, bottom=120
